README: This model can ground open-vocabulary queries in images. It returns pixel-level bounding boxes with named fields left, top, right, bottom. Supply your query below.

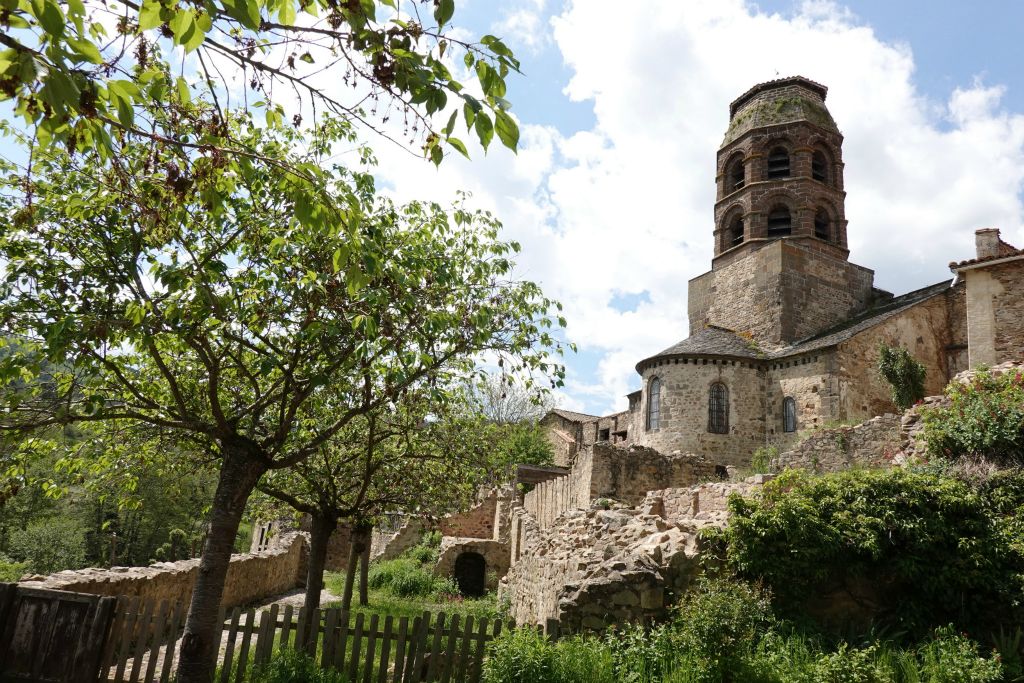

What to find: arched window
left=783, top=396, right=797, bottom=433
left=766, top=205, right=792, bottom=237
left=811, top=150, right=829, bottom=183
left=727, top=156, right=745, bottom=191
left=767, top=146, right=790, bottom=179
left=814, top=208, right=831, bottom=241
left=646, top=377, right=661, bottom=431
left=708, top=383, right=729, bottom=434
left=728, top=214, right=744, bottom=248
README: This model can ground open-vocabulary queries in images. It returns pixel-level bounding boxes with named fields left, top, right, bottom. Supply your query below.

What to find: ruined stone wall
left=522, top=472, right=582, bottom=529
left=774, top=414, right=902, bottom=472
left=688, top=241, right=874, bottom=350
left=764, top=352, right=836, bottom=450
left=634, top=358, right=766, bottom=466
left=835, top=292, right=953, bottom=422
left=371, top=518, right=424, bottom=562
left=540, top=413, right=581, bottom=467
left=434, top=537, right=511, bottom=591
left=22, top=531, right=308, bottom=608
left=945, top=282, right=969, bottom=376
left=438, top=489, right=498, bottom=540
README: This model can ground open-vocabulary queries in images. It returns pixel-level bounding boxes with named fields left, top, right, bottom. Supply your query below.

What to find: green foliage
left=250, top=649, right=350, bottom=683
left=921, top=368, right=1024, bottom=464
left=8, top=517, right=87, bottom=575
left=405, top=533, right=442, bottom=565
left=878, top=344, right=927, bottom=410
left=483, top=628, right=616, bottom=683
left=0, top=553, right=28, bottom=581
left=715, top=468, right=1024, bottom=638
left=750, top=446, right=778, bottom=474
left=365, top=557, right=453, bottom=599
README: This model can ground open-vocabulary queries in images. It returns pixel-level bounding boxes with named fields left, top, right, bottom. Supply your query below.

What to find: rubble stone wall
left=774, top=414, right=901, bottom=472
left=434, top=537, right=511, bottom=591
left=21, top=531, right=308, bottom=608
left=439, top=490, right=498, bottom=540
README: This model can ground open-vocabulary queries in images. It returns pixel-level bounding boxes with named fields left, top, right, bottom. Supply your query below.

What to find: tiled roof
left=638, top=325, right=764, bottom=370
left=769, top=280, right=953, bottom=358
left=636, top=280, right=953, bottom=371
left=949, top=247, right=1024, bottom=270
left=547, top=408, right=601, bottom=424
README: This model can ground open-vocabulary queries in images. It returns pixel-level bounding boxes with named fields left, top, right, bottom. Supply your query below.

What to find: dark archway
left=453, top=552, right=487, bottom=597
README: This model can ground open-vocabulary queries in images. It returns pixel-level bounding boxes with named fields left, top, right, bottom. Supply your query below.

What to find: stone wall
left=635, top=357, right=766, bottom=465
left=371, top=518, right=424, bottom=562
left=502, top=480, right=760, bottom=632
left=764, top=352, right=835, bottom=450
left=438, top=489, right=499, bottom=540
left=834, top=290, right=955, bottom=422
left=774, top=414, right=902, bottom=472
left=964, top=260, right=1024, bottom=367
left=22, top=531, right=308, bottom=609
left=434, top=537, right=511, bottom=591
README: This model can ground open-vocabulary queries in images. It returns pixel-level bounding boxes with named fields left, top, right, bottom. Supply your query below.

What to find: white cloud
left=357, top=0, right=1024, bottom=415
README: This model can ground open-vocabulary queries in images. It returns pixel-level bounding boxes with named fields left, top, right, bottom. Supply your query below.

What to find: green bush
left=8, top=517, right=87, bottom=575
left=714, top=468, right=1024, bottom=638
left=921, top=368, right=1024, bottom=464
left=0, top=553, right=28, bottom=581
left=878, top=344, right=927, bottom=411
left=749, top=446, right=777, bottom=475
left=482, top=628, right=615, bottom=683
left=366, top=557, right=454, bottom=599
left=249, top=649, right=350, bottom=683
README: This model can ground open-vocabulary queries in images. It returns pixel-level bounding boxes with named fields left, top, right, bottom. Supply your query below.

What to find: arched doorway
left=453, top=552, right=486, bottom=597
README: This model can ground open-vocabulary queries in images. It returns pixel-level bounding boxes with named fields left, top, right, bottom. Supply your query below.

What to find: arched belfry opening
left=766, top=205, right=792, bottom=238
left=812, top=150, right=829, bottom=183
left=814, top=208, right=831, bottom=241
left=767, top=147, right=790, bottom=179
left=727, top=155, right=745, bottom=192
left=453, top=551, right=486, bottom=597
left=728, top=214, right=744, bottom=248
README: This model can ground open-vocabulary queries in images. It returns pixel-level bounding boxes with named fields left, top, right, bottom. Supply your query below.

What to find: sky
left=362, top=0, right=1024, bottom=417
left=6, top=0, right=1024, bottom=418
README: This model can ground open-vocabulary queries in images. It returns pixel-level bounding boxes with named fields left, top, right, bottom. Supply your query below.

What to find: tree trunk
left=340, top=524, right=371, bottom=612
left=176, top=449, right=266, bottom=683
left=303, top=513, right=336, bottom=614
left=358, top=532, right=370, bottom=607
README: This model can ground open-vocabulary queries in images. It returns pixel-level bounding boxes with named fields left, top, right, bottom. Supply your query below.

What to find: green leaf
left=175, top=76, right=191, bottom=103
left=138, top=0, right=163, bottom=30
left=446, top=137, right=469, bottom=159
left=494, top=109, right=518, bottom=152
left=299, top=52, right=314, bottom=64
left=433, top=0, right=454, bottom=26
left=64, top=37, right=102, bottom=64
left=278, top=0, right=295, bottom=25
left=473, top=112, right=493, bottom=152
left=31, top=0, right=65, bottom=37
left=443, top=109, right=457, bottom=137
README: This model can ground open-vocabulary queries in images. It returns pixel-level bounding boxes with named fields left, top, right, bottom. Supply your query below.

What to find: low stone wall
left=774, top=414, right=901, bottom=472
left=371, top=518, right=424, bottom=562
left=439, top=490, right=499, bottom=540
left=21, top=531, right=309, bottom=609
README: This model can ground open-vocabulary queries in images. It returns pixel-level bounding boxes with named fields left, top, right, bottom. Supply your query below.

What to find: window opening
left=708, top=383, right=729, bottom=434
left=767, top=147, right=790, bottom=179
left=783, top=396, right=797, bottom=433
left=728, top=215, right=744, bottom=247
left=814, top=209, right=831, bottom=241
left=729, top=157, right=745, bottom=191
left=766, top=206, right=792, bottom=237
left=812, top=151, right=828, bottom=183
left=646, top=377, right=661, bottom=431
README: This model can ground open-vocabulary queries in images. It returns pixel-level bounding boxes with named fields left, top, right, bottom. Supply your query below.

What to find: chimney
left=975, top=228, right=1002, bottom=259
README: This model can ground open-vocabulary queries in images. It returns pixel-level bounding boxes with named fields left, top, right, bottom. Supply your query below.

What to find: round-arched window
left=767, top=147, right=790, bottom=179
left=646, top=377, right=661, bottom=431
left=727, top=155, right=745, bottom=192
left=783, top=396, right=797, bottom=433
left=766, top=205, right=792, bottom=237
left=814, top=208, right=831, bottom=241
left=728, top=214, right=744, bottom=248
left=812, top=150, right=829, bottom=183
left=708, top=382, right=729, bottom=434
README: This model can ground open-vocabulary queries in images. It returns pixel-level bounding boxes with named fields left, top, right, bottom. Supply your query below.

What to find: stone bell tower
left=688, top=77, right=879, bottom=350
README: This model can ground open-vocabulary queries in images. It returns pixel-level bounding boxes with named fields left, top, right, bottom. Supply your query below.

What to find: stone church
left=543, top=76, right=1024, bottom=468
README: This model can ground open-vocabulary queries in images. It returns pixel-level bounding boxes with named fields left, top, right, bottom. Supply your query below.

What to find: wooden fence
left=103, top=597, right=514, bottom=683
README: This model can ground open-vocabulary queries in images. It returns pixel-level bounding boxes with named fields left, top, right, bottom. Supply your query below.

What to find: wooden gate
left=0, top=583, right=116, bottom=683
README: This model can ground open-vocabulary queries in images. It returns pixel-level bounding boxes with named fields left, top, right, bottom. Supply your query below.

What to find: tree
left=0, top=0, right=520, bottom=164
left=878, top=343, right=927, bottom=410
left=255, top=387, right=494, bottom=615
left=0, top=112, right=563, bottom=681
left=466, top=374, right=555, bottom=425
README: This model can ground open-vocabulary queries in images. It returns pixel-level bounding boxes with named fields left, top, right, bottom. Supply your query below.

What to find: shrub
left=249, top=649, right=350, bottom=683
left=921, top=368, right=1024, bottom=464
left=482, top=628, right=615, bottom=683
left=878, top=344, right=927, bottom=411
left=8, top=517, right=87, bottom=575
left=0, top=553, right=28, bottom=581
left=716, top=468, right=1024, bottom=638
left=750, top=446, right=778, bottom=474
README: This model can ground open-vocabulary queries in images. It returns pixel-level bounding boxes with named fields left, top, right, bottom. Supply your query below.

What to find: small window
left=814, top=209, right=831, bottom=241
left=708, top=382, right=729, bottom=434
left=598, top=428, right=610, bottom=441
left=728, top=215, right=744, bottom=248
left=783, top=396, right=797, bottom=433
left=766, top=205, right=792, bottom=237
left=767, top=147, right=790, bottom=179
left=646, top=377, right=661, bottom=431
left=727, top=156, right=745, bottom=191
left=812, top=150, right=828, bottom=183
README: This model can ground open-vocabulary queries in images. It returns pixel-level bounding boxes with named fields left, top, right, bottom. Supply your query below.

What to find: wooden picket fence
left=101, top=596, right=514, bottom=683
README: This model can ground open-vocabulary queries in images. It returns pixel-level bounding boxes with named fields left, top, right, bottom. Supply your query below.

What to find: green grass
left=323, top=572, right=503, bottom=623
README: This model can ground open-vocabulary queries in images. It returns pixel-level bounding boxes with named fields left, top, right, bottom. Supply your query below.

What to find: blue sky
left=6, top=1, right=1024, bottom=417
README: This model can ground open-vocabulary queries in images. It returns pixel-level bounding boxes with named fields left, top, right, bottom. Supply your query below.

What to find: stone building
left=544, top=76, right=1023, bottom=467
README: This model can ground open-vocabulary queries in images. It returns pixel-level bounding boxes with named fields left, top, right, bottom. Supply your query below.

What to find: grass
left=322, top=571, right=503, bottom=623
